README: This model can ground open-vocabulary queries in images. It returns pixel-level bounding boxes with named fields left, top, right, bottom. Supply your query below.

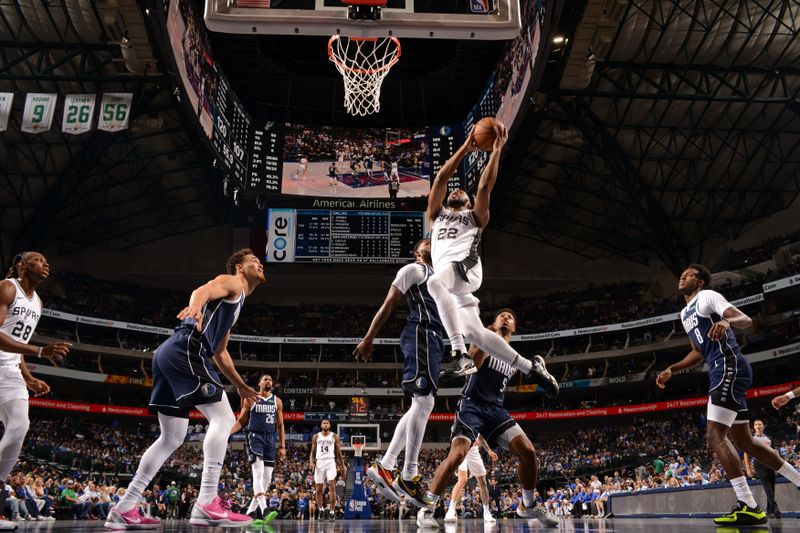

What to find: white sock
left=260, top=466, right=273, bottom=512
left=729, top=475, right=757, bottom=508
left=117, top=413, right=188, bottom=513
left=448, top=334, right=467, bottom=354
left=196, top=393, right=236, bottom=506
left=0, top=400, right=30, bottom=482
left=522, top=489, right=536, bottom=507
left=778, top=462, right=800, bottom=486
left=447, top=500, right=456, bottom=514
left=381, top=411, right=411, bottom=471
left=483, top=504, right=492, bottom=516
left=246, top=498, right=258, bottom=515
left=250, top=459, right=265, bottom=515
left=401, top=395, right=434, bottom=481
left=258, top=495, right=268, bottom=514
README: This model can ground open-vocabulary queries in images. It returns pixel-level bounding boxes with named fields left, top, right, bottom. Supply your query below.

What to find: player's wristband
left=36, top=346, right=43, bottom=358
left=787, top=391, right=796, bottom=399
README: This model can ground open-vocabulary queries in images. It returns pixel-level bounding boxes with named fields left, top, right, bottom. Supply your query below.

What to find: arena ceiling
left=0, top=0, right=798, bottom=276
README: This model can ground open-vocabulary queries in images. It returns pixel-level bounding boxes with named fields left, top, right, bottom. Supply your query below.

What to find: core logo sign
left=266, top=209, right=296, bottom=262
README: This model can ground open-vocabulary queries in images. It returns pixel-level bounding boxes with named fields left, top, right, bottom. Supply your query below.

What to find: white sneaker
left=483, top=513, right=496, bottom=523
left=444, top=512, right=457, bottom=523
left=0, top=518, right=17, bottom=531
left=416, top=507, right=439, bottom=529
left=42, top=516, right=55, bottom=521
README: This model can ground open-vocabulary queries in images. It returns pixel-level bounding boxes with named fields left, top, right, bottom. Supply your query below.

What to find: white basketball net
left=328, top=35, right=401, bottom=116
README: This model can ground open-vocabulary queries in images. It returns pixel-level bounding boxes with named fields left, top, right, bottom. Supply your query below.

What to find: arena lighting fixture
left=552, top=35, right=565, bottom=44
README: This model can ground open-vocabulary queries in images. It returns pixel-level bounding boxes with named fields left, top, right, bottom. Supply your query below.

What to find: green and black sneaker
left=713, top=501, right=767, bottom=526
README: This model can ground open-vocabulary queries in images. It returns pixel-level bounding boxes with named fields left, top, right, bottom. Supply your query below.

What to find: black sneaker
left=327, top=509, right=336, bottom=521
left=528, top=355, right=559, bottom=399
left=393, top=476, right=434, bottom=508
left=439, top=350, right=477, bottom=377
left=713, top=501, right=767, bottom=526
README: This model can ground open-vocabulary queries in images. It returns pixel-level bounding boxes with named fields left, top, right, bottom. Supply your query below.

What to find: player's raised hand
left=488, top=450, right=499, bottom=462
left=655, top=368, right=672, bottom=389
left=772, top=393, right=791, bottom=410
left=707, top=319, right=730, bottom=341
left=42, top=341, right=71, bottom=363
left=178, top=304, right=204, bottom=331
left=353, top=338, right=374, bottom=362
left=492, top=122, right=508, bottom=152
left=463, top=128, right=479, bottom=151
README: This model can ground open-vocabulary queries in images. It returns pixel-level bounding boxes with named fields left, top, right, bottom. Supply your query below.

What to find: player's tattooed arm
left=472, top=123, right=508, bottom=229
left=0, top=281, right=70, bottom=359
left=656, top=340, right=703, bottom=388
left=276, top=396, right=287, bottom=458
left=310, top=434, right=317, bottom=470
left=230, top=397, right=252, bottom=434
left=427, top=130, right=477, bottom=223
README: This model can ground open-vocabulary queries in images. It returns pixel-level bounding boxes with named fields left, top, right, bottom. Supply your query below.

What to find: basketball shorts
left=451, top=397, right=523, bottom=451
left=707, top=354, right=752, bottom=427
left=430, top=261, right=482, bottom=308
left=0, top=364, right=29, bottom=404
left=400, top=326, right=444, bottom=397
left=457, top=446, right=487, bottom=478
left=149, top=328, right=224, bottom=418
left=247, top=432, right=277, bottom=466
left=314, top=460, right=337, bottom=484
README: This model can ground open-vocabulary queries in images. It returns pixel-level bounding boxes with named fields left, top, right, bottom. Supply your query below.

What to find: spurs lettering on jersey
left=0, top=279, right=42, bottom=364
left=316, top=433, right=335, bottom=461
left=431, top=208, right=481, bottom=269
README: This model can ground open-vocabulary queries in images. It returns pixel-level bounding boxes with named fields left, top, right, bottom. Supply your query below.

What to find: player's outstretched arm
left=230, top=397, right=253, bottom=434
left=178, top=275, right=244, bottom=330
left=276, top=396, right=287, bottom=458
left=427, top=132, right=476, bottom=223
left=772, top=386, right=800, bottom=409
left=472, top=123, right=508, bottom=229
left=353, top=285, right=404, bottom=362
left=212, top=332, right=259, bottom=403
left=656, top=341, right=702, bottom=388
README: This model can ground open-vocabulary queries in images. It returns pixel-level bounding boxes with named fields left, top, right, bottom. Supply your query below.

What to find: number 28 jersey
left=431, top=207, right=482, bottom=271
left=0, top=278, right=42, bottom=364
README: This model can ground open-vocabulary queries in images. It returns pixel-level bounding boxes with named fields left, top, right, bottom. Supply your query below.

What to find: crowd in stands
left=722, top=228, right=800, bottom=270
left=4, top=407, right=798, bottom=521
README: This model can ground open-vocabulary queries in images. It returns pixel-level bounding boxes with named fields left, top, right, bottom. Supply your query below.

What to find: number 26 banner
left=98, top=93, right=133, bottom=132
left=62, top=94, right=96, bottom=135
left=21, top=93, right=57, bottom=134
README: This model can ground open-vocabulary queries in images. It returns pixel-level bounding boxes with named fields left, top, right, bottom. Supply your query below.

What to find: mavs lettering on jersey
left=180, top=293, right=245, bottom=358
left=463, top=355, right=516, bottom=406
left=680, top=289, right=752, bottom=416
left=248, top=395, right=278, bottom=435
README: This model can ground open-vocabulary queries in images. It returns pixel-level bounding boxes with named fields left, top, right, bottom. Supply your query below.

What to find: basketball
left=472, top=116, right=502, bottom=151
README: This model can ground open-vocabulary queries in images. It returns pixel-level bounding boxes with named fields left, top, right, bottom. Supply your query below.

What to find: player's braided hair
left=6, top=252, right=30, bottom=279
left=226, top=248, right=254, bottom=275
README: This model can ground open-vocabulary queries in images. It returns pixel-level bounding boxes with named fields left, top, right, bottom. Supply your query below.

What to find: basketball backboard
left=205, top=0, right=521, bottom=40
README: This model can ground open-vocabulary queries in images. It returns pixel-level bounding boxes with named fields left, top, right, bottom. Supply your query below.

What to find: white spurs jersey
left=0, top=279, right=42, bottom=364
left=431, top=207, right=482, bottom=270
left=315, top=432, right=336, bottom=462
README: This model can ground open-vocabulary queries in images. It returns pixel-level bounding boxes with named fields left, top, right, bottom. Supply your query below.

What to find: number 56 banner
left=98, top=93, right=133, bottom=132
left=62, top=94, right=96, bottom=135
left=21, top=93, right=57, bottom=134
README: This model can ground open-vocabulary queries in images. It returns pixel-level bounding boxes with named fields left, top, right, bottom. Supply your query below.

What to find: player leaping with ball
left=425, top=118, right=558, bottom=397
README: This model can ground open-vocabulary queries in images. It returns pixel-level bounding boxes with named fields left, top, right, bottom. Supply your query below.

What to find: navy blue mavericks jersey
left=178, top=292, right=245, bottom=357
left=463, top=355, right=517, bottom=406
left=393, top=262, right=444, bottom=334
left=247, top=394, right=278, bottom=436
left=680, top=290, right=745, bottom=367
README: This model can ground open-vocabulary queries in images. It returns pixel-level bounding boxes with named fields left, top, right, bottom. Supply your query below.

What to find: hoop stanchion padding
left=328, top=35, right=401, bottom=116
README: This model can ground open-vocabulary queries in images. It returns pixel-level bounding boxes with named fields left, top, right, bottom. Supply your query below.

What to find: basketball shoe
left=104, top=507, right=161, bottom=530
left=713, top=501, right=767, bottom=526
left=517, top=502, right=559, bottom=527
left=367, top=463, right=400, bottom=502
left=189, top=497, right=253, bottom=527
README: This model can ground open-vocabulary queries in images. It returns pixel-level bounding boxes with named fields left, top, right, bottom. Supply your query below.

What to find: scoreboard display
left=266, top=209, right=428, bottom=263
left=428, top=124, right=464, bottom=192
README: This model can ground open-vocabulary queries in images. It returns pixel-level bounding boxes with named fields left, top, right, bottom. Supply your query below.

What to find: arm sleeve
left=698, top=290, right=733, bottom=317
left=391, top=264, right=426, bottom=294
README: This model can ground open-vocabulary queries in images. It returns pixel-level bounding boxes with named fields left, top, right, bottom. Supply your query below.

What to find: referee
left=744, top=420, right=780, bottom=518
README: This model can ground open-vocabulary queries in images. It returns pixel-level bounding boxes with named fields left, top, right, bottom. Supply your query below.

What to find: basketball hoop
left=352, top=441, right=365, bottom=458
left=328, top=34, right=401, bottom=116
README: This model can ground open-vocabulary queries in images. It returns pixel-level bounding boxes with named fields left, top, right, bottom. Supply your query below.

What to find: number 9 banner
left=62, top=94, right=97, bottom=135
left=21, top=93, right=57, bottom=134
left=98, top=93, right=133, bottom=132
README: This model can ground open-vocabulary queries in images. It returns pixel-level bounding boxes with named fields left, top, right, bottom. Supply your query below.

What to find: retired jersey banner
left=62, top=94, right=96, bottom=134
left=0, top=93, right=13, bottom=132
left=98, top=93, right=133, bottom=132
left=21, top=93, right=57, bottom=133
